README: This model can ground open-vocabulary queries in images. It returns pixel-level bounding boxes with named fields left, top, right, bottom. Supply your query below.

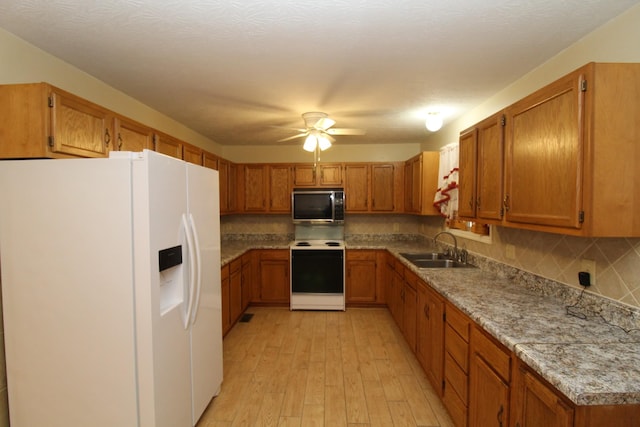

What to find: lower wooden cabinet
left=253, top=249, right=290, bottom=304
left=241, top=251, right=253, bottom=310
left=229, top=258, right=243, bottom=327
left=416, top=281, right=445, bottom=396
left=469, top=326, right=511, bottom=427
left=221, top=263, right=231, bottom=335
left=511, top=358, right=574, bottom=427
left=346, top=250, right=386, bottom=304
left=402, top=269, right=418, bottom=352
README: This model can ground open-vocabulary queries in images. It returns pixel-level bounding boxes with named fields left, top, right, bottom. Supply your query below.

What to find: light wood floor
left=197, top=307, right=454, bottom=427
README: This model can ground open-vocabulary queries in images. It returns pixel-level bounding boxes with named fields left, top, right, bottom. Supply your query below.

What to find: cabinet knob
left=503, top=195, right=510, bottom=212
left=497, top=404, right=504, bottom=427
left=424, top=304, right=430, bottom=319
left=104, top=128, right=111, bottom=146
left=117, top=132, right=123, bottom=149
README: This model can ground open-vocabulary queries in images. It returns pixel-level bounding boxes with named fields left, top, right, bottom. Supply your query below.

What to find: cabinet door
left=505, top=69, right=584, bottom=229
left=203, top=151, right=219, bottom=170
left=241, top=252, right=253, bottom=310
left=258, top=251, right=290, bottom=303
left=154, top=132, right=183, bottom=159
left=293, top=164, right=317, bottom=186
left=243, top=164, right=268, bottom=212
left=319, top=163, right=343, bottom=186
left=477, top=114, right=504, bottom=221
left=411, top=155, right=422, bottom=213
left=269, top=165, right=292, bottom=212
left=417, top=283, right=445, bottom=396
left=402, top=280, right=417, bottom=352
left=345, top=164, right=370, bottom=211
left=218, top=159, right=230, bottom=213
left=228, top=162, right=238, bottom=212
left=115, top=116, right=154, bottom=152
left=50, top=89, right=111, bottom=157
left=458, top=129, right=477, bottom=218
left=229, top=259, right=243, bottom=325
left=513, top=365, right=574, bottom=427
left=469, top=354, right=509, bottom=427
left=371, top=164, right=396, bottom=211
left=182, top=143, right=203, bottom=165
left=221, top=265, right=231, bottom=335
left=345, top=250, right=377, bottom=303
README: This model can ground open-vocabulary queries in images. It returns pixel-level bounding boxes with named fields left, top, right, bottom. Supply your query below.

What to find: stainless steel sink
left=400, top=253, right=476, bottom=269
left=400, top=252, right=449, bottom=261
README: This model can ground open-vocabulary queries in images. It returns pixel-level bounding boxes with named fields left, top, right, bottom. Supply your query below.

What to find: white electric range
left=289, top=226, right=345, bottom=311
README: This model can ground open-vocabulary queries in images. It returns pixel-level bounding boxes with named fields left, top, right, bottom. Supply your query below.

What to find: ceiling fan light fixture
left=303, top=134, right=317, bottom=152
left=318, top=135, right=332, bottom=151
left=425, top=112, right=443, bottom=132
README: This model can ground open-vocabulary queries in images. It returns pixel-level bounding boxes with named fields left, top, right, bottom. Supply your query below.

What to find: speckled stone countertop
left=221, top=236, right=640, bottom=406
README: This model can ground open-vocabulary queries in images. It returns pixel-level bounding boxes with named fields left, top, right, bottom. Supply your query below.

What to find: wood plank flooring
left=197, top=307, right=454, bottom=427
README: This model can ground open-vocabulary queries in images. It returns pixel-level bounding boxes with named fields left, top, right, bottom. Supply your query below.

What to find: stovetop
left=290, top=239, right=345, bottom=249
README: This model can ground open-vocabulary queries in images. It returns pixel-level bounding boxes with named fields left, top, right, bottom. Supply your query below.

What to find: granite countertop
left=221, top=237, right=640, bottom=406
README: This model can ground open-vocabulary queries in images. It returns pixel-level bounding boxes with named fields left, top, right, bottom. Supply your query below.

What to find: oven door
left=291, top=249, right=344, bottom=294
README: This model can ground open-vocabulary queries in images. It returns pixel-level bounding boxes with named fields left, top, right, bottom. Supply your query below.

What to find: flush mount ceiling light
left=425, top=112, right=443, bottom=132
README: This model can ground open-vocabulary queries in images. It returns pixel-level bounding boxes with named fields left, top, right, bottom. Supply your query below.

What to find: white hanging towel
left=433, top=142, right=459, bottom=218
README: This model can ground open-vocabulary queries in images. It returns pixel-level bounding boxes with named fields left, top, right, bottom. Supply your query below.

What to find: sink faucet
left=433, top=231, right=458, bottom=260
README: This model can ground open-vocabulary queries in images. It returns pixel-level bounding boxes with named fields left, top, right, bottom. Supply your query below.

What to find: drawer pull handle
left=497, top=404, right=504, bottom=427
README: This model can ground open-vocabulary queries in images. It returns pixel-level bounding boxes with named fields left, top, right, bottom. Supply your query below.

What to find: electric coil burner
left=290, top=228, right=345, bottom=311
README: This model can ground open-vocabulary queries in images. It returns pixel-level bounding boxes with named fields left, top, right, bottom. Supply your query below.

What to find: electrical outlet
left=506, top=244, right=516, bottom=260
left=580, top=259, right=596, bottom=285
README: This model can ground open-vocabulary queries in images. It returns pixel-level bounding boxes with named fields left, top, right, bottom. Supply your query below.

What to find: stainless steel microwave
left=292, top=189, right=345, bottom=224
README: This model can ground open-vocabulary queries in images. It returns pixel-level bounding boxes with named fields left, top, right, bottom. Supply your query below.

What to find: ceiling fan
left=277, top=112, right=366, bottom=152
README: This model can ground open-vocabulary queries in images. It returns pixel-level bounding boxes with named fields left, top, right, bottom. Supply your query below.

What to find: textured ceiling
left=0, top=0, right=638, bottom=147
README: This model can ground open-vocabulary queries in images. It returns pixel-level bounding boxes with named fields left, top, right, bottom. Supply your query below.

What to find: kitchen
left=1, top=1, right=640, bottom=426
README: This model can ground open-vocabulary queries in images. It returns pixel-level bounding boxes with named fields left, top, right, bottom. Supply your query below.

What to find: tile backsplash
left=222, top=214, right=640, bottom=310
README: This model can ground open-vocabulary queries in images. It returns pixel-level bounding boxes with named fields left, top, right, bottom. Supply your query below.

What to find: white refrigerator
left=0, top=150, right=223, bottom=427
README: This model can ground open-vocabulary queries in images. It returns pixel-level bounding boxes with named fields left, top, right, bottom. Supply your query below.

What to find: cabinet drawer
left=472, top=326, right=511, bottom=382
left=443, top=376, right=468, bottom=427
left=445, top=352, right=469, bottom=402
left=446, top=323, right=469, bottom=373
left=346, top=249, right=377, bottom=260
left=446, top=304, right=470, bottom=341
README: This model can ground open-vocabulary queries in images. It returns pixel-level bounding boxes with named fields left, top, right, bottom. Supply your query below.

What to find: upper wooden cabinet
left=240, top=164, right=293, bottom=213
left=268, top=164, right=293, bottom=212
left=404, top=152, right=440, bottom=215
left=503, top=62, right=640, bottom=236
left=345, top=163, right=403, bottom=213
left=218, top=158, right=238, bottom=215
left=293, top=163, right=343, bottom=187
left=154, top=131, right=183, bottom=159
left=458, top=113, right=504, bottom=223
left=114, top=116, right=154, bottom=152
left=182, top=143, right=203, bottom=165
left=203, top=151, right=219, bottom=170
left=242, top=164, right=269, bottom=212
left=0, top=83, right=111, bottom=159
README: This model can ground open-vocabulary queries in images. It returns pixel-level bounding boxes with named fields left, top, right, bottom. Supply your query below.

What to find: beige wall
left=222, top=142, right=422, bottom=163
left=0, top=28, right=222, bottom=155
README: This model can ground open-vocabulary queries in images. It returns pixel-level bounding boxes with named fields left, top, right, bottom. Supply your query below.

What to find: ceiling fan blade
left=314, top=117, right=336, bottom=130
left=326, top=128, right=367, bottom=136
left=277, top=133, right=308, bottom=142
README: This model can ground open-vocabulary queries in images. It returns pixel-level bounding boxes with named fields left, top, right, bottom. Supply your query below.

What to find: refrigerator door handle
left=182, top=213, right=197, bottom=330
left=188, top=213, right=203, bottom=326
